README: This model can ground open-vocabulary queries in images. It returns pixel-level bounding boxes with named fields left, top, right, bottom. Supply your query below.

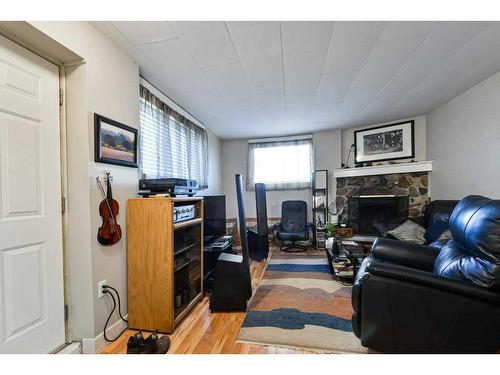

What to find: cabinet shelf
left=174, top=242, right=198, bottom=257
left=173, top=218, right=202, bottom=231
left=174, top=258, right=195, bottom=273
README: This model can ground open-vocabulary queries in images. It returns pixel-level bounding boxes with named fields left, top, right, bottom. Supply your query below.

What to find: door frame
left=0, top=30, right=72, bottom=350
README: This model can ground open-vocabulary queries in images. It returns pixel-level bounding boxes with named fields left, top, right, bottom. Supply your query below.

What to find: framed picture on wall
left=354, top=120, right=414, bottom=164
left=94, top=113, right=138, bottom=168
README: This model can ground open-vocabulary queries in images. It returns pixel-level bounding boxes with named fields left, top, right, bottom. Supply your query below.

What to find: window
left=139, top=85, right=208, bottom=188
left=247, top=136, right=313, bottom=190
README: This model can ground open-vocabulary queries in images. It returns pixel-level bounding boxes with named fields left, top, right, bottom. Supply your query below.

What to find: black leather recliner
left=274, top=200, right=310, bottom=252
left=352, top=195, right=500, bottom=353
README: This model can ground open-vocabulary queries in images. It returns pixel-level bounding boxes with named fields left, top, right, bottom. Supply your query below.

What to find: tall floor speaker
left=248, top=183, right=269, bottom=261
left=210, top=174, right=252, bottom=311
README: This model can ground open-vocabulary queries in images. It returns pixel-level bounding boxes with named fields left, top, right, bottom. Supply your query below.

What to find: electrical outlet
left=98, top=279, right=107, bottom=298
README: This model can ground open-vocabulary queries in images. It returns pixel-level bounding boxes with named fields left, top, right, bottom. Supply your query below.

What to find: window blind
left=247, top=137, right=313, bottom=190
left=139, top=85, right=208, bottom=188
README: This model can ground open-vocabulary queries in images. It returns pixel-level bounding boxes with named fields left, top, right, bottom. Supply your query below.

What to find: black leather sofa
left=352, top=195, right=500, bottom=353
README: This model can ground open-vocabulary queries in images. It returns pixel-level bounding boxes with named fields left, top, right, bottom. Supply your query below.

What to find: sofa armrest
left=366, top=260, right=500, bottom=306
left=371, top=237, right=440, bottom=271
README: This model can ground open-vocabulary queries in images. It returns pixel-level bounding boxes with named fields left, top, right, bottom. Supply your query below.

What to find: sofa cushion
left=425, top=220, right=449, bottom=243
left=387, top=220, right=426, bottom=245
left=433, top=239, right=500, bottom=289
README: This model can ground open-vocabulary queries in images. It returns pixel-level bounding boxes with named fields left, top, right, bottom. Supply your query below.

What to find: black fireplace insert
left=348, top=195, right=409, bottom=235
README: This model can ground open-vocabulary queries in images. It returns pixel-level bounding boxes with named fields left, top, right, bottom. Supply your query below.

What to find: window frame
left=246, top=135, right=314, bottom=191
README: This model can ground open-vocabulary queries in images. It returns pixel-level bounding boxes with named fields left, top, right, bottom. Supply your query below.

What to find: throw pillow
left=437, top=229, right=453, bottom=241
left=387, top=219, right=426, bottom=244
left=424, top=220, right=449, bottom=243
left=373, top=218, right=405, bottom=237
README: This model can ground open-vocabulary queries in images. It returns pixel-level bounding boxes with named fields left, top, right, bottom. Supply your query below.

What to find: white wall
left=222, top=129, right=341, bottom=220
left=427, top=71, right=500, bottom=200
left=341, top=116, right=427, bottom=167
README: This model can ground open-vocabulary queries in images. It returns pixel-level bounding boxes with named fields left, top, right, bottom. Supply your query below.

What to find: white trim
left=248, top=134, right=313, bottom=144
left=333, top=160, right=433, bottom=178
left=81, top=315, right=128, bottom=354
left=139, top=77, right=206, bottom=130
left=56, top=341, right=82, bottom=354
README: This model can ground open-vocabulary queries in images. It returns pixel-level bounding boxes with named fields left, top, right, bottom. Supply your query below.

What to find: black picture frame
left=94, top=113, right=138, bottom=168
left=354, top=120, right=415, bottom=164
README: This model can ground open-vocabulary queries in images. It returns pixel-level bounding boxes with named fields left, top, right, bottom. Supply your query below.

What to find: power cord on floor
left=102, top=284, right=129, bottom=342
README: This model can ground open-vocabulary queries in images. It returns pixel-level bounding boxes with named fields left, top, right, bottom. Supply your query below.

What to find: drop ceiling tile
left=168, top=21, right=228, bottom=41
left=380, top=21, right=438, bottom=40
left=352, top=35, right=426, bottom=87
left=238, top=53, right=283, bottom=85
left=138, top=39, right=209, bottom=87
left=315, top=70, right=358, bottom=105
left=184, top=36, right=239, bottom=69
left=204, top=63, right=251, bottom=93
left=253, top=82, right=285, bottom=112
left=333, top=85, right=381, bottom=123
left=229, top=22, right=281, bottom=56
left=226, top=21, right=266, bottom=29
left=282, top=21, right=334, bottom=55
left=283, top=50, right=327, bottom=95
left=286, top=93, right=316, bottom=118
left=310, top=102, right=338, bottom=123
left=168, top=21, right=239, bottom=69
left=112, top=21, right=177, bottom=45
left=323, top=21, right=386, bottom=73
left=380, top=21, right=491, bottom=96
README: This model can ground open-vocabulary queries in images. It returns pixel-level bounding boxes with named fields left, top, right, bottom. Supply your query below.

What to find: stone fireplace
left=336, top=171, right=430, bottom=232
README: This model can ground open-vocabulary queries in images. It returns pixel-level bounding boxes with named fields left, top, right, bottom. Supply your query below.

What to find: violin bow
left=96, top=176, right=117, bottom=234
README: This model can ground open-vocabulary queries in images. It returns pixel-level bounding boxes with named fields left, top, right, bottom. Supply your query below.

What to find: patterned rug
left=237, top=251, right=368, bottom=353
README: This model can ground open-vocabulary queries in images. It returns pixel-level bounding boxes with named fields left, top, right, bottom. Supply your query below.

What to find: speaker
left=209, top=174, right=252, bottom=311
left=255, top=183, right=268, bottom=236
left=248, top=183, right=269, bottom=261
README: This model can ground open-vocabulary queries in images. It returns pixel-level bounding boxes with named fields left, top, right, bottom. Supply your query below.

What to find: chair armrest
left=366, top=260, right=500, bottom=306
left=371, top=237, right=440, bottom=271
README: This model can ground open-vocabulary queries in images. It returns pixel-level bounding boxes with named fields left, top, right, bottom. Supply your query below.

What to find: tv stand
left=203, top=236, right=234, bottom=293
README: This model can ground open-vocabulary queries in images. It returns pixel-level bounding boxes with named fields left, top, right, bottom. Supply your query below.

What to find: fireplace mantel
left=333, top=160, right=433, bottom=178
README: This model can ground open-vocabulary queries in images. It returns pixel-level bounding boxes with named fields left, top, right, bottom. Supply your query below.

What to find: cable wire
left=104, top=285, right=128, bottom=323
left=102, top=287, right=128, bottom=343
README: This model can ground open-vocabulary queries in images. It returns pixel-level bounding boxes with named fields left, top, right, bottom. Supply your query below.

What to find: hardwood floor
left=100, top=248, right=315, bottom=354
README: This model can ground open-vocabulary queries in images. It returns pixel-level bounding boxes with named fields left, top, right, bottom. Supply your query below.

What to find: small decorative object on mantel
left=341, top=143, right=355, bottom=168
left=354, top=120, right=415, bottom=164
left=94, top=113, right=138, bottom=168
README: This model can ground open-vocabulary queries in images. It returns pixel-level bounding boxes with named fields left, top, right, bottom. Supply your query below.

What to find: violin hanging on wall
left=96, top=171, right=122, bottom=246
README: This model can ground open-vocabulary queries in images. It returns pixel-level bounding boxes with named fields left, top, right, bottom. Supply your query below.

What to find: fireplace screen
left=348, top=195, right=409, bottom=235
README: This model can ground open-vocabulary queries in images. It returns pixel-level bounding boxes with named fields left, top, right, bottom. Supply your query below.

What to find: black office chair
left=274, top=200, right=311, bottom=253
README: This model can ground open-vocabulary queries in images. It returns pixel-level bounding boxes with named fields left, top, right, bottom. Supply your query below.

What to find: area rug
left=237, top=252, right=368, bottom=353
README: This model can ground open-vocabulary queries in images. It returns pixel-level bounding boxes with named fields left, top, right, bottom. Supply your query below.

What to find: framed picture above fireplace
left=354, top=120, right=414, bottom=164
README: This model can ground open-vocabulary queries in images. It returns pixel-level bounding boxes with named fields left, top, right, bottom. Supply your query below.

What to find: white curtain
left=139, top=85, right=208, bottom=188
left=247, top=137, right=313, bottom=190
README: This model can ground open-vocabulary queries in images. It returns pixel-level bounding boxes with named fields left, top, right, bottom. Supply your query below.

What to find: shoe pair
left=126, top=329, right=171, bottom=354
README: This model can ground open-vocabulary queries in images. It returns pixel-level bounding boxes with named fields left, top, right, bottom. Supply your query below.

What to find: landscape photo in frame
left=94, top=113, right=138, bottom=168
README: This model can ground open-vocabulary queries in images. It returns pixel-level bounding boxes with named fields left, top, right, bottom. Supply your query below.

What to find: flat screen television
left=203, top=195, right=226, bottom=242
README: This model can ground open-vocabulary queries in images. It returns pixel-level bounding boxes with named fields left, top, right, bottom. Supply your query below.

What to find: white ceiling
left=93, top=21, right=500, bottom=139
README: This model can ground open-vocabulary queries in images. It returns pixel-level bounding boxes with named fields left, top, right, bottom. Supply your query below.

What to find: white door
left=0, top=35, right=65, bottom=353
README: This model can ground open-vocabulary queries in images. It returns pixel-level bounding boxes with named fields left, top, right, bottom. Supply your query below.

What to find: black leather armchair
left=274, top=200, right=311, bottom=252
left=352, top=195, right=500, bottom=353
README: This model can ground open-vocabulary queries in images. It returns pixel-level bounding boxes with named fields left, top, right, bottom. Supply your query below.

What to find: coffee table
left=325, top=236, right=374, bottom=280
